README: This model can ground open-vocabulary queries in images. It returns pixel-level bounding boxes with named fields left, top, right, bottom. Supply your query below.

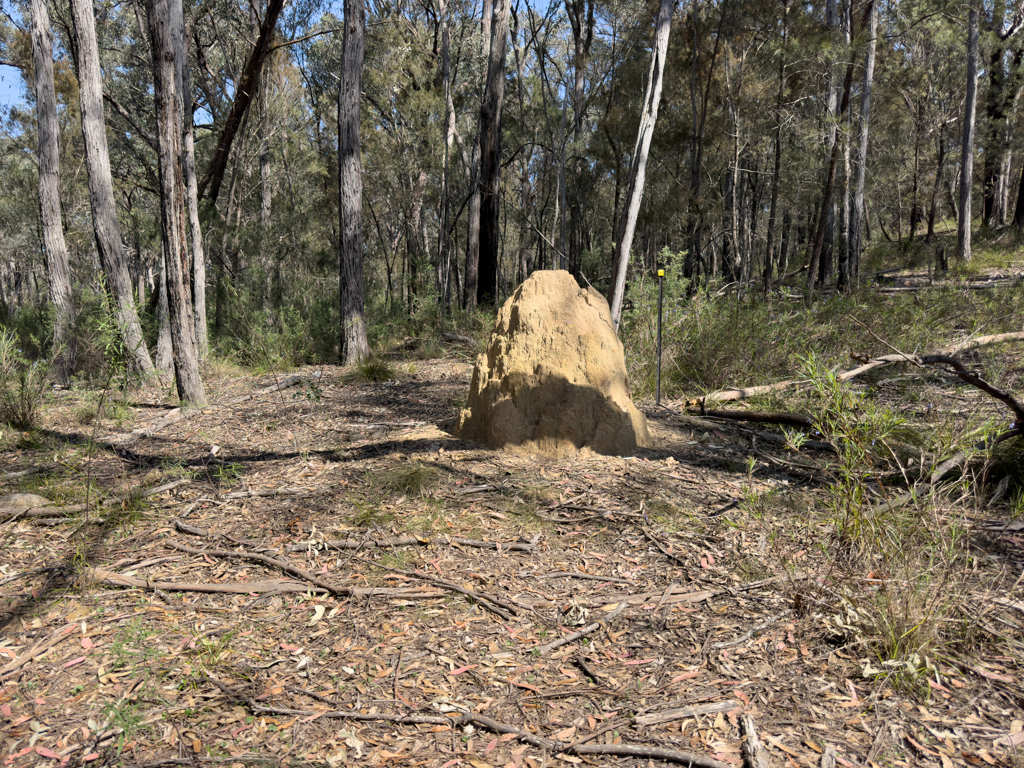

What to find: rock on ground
left=456, top=270, right=649, bottom=456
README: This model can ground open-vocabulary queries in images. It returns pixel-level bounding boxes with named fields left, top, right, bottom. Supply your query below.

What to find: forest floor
left=0, top=345, right=1022, bottom=767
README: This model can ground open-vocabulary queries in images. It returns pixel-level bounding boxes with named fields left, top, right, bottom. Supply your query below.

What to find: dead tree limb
left=350, top=554, right=522, bottom=620
left=206, top=677, right=732, bottom=768
left=700, top=331, right=1024, bottom=404
left=688, top=408, right=814, bottom=428
left=167, top=542, right=347, bottom=595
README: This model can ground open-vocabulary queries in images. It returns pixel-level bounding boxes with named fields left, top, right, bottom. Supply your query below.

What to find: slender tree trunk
left=436, top=0, right=456, bottom=315
left=463, top=0, right=493, bottom=309
left=31, top=0, right=76, bottom=384
left=176, top=12, right=207, bottom=360
left=849, top=0, right=876, bottom=288
left=763, top=0, right=789, bottom=294
left=70, top=0, right=154, bottom=374
left=155, top=248, right=173, bottom=373
left=477, top=0, right=510, bottom=306
left=958, top=4, right=979, bottom=263
left=338, top=0, right=369, bottom=364
left=609, top=0, right=673, bottom=330
left=806, top=4, right=865, bottom=305
left=926, top=127, right=946, bottom=243
left=148, top=0, right=206, bottom=405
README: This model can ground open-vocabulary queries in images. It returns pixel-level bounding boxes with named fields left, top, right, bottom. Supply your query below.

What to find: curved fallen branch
left=351, top=554, right=523, bottom=620
left=206, top=677, right=732, bottom=768
left=168, top=542, right=347, bottom=595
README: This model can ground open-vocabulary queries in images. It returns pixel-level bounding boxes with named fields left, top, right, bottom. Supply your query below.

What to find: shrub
left=0, top=329, right=51, bottom=429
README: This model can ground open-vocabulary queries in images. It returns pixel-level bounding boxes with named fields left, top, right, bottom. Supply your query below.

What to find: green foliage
left=622, top=282, right=1024, bottom=399
left=0, top=328, right=51, bottom=429
left=797, top=356, right=983, bottom=690
left=356, top=357, right=395, bottom=382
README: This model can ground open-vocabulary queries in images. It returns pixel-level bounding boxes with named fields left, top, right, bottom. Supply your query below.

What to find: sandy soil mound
left=456, top=270, right=649, bottom=455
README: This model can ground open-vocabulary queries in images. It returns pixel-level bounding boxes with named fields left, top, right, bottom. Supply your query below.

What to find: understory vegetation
left=0, top=237, right=1021, bottom=763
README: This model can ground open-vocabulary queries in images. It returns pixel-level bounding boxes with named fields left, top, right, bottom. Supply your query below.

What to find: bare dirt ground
left=0, top=356, right=1022, bottom=767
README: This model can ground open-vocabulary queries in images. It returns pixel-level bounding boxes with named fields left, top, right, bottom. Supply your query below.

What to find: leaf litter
left=0, top=358, right=1021, bottom=767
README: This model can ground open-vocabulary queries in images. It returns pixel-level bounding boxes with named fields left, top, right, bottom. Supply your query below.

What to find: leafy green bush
left=0, top=329, right=51, bottom=429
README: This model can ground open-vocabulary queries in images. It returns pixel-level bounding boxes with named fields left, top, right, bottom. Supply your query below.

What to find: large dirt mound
left=456, top=270, right=649, bottom=455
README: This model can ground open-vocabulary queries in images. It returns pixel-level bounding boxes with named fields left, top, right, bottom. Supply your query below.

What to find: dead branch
left=742, top=715, right=771, bottom=768
left=285, top=535, right=536, bottom=553
left=700, top=331, right=1024, bottom=404
left=689, top=408, right=814, bottom=428
left=695, top=379, right=804, bottom=405
left=167, top=542, right=347, bottom=595
left=919, top=354, right=1024, bottom=423
left=635, top=700, right=740, bottom=727
left=206, top=677, right=731, bottom=768
left=351, top=554, right=522, bottom=620
left=534, top=600, right=629, bottom=655
left=84, top=568, right=443, bottom=598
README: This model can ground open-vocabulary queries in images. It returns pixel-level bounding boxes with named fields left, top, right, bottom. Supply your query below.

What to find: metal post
left=656, top=269, right=664, bottom=406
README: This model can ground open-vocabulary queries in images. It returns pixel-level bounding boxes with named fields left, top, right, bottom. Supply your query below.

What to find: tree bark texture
left=30, top=0, right=76, bottom=385
left=958, top=5, right=979, bottom=263
left=155, top=249, right=173, bottom=373
left=462, top=0, right=492, bottom=309
left=148, top=0, right=207, bottom=405
left=69, top=0, right=155, bottom=375
left=608, top=0, right=673, bottom=330
left=805, top=2, right=865, bottom=306
left=763, top=0, right=789, bottom=294
left=849, top=0, right=876, bottom=287
left=476, top=0, right=510, bottom=306
left=338, top=0, right=370, bottom=365
left=175, top=13, right=208, bottom=360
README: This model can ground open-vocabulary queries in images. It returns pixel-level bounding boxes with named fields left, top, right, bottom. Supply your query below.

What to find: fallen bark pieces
left=742, top=715, right=771, bottom=768
left=635, top=700, right=739, bottom=727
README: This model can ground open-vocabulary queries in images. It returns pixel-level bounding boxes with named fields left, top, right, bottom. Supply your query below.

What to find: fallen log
left=699, top=331, right=1024, bottom=404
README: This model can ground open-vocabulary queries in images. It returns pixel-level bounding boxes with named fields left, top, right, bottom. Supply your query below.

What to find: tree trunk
left=436, top=0, right=457, bottom=316
left=926, top=126, right=945, bottom=243
left=463, top=0, right=493, bottom=309
left=69, top=0, right=155, bottom=375
left=338, top=0, right=369, bottom=365
left=763, top=0, right=789, bottom=294
left=176, top=11, right=208, bottom=360
left=148, top=0, right=207, bottom=405
left=155, top=248, right=173, bottom=373
left=608, top=0, right=673, bottom=330
left=30, top=0, right=76, bottom=385
left=848, top=0, right=876, bottom=288
left=805, top=4, right=862, bottom=306
left=477, top=0, right=510, bottom=306
left=197, top=0, right=286, bottom=204
left=957, top=4, right=979, bottom=263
